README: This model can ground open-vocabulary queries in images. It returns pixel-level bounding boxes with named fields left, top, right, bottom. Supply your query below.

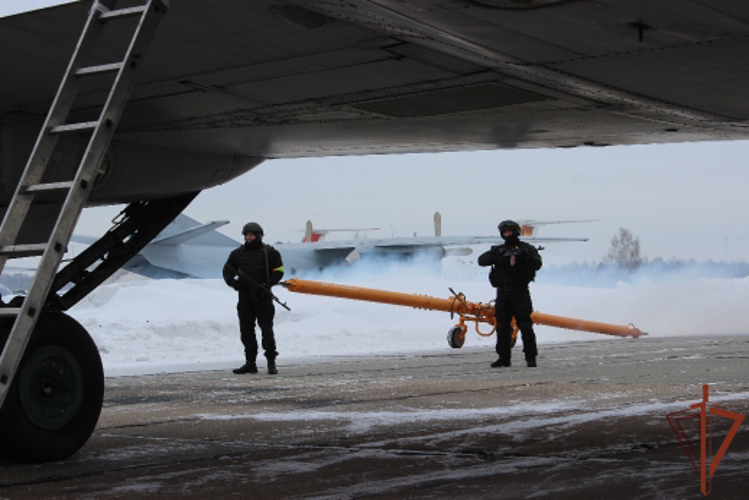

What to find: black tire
left=447, top=326, right=465, bottom=349
left=0, top=312, right=104, bottom=463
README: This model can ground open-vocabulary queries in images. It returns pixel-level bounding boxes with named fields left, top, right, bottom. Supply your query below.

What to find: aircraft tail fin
left=303, top=220, right=314, bottom=243
left=520, top=223, right=536, bottom=237
left=302, top=220, right=326, bottom=242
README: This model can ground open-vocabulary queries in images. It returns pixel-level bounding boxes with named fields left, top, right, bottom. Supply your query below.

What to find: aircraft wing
left=282, top=235, right=587, bottom=252
left=69, top=214, right=240, bottom=279
left=364, top=236, right=588, bottom=248
left=278, top=234, right=587, bottom=274
left=3, top=0, right=749, bottom=170
left=150, top=220, right=232, bottom=246
left=298, top=235, right=588, bottom=252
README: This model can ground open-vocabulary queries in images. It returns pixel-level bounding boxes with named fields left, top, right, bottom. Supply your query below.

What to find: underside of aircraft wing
left=8, top=0, right=725, bottom=465
left=2, top=0, right=749, bottom=168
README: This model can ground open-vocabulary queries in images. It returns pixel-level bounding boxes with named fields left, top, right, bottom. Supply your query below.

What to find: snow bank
left=68, top=262, right=749, bottom=376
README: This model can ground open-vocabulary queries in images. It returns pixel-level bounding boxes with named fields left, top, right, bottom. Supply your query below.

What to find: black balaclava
left=244, top=232, right=263, bottom=249
left=502, top=231, right=519, bottom=245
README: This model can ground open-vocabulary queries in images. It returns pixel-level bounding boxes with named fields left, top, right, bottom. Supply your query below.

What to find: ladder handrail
left=0, top=0, right=167, bottom=410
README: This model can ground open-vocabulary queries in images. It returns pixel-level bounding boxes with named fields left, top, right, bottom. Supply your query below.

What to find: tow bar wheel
left=447, top=326, right=466, bottom=348
left=0, top=312, right=103, bottom=463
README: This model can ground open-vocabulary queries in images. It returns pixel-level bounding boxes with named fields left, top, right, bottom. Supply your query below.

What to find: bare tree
left=604, top=227, right=643, bottom=270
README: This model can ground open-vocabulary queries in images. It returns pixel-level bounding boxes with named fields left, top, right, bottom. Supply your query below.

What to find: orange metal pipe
left=282, top=278, right=645, bottom=339
left=283, top=278, right=489, bottom=315
left=530, top=312, right=643, bottom=338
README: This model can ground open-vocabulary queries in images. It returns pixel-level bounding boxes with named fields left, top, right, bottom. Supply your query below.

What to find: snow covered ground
left=66, top=258, right=749, bottom=377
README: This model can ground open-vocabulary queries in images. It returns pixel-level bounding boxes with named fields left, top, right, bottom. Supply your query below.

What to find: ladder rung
left=22, top=181, right=75, bottom=194
left=0, top=308, right=22, bottom=318
left=75, top=62, right=123, bottom=77
left=50, top=121, right=99, bottom=134
left=99, top=6, right=147, bottom=20
left=0, top=244, right=47, bottom=258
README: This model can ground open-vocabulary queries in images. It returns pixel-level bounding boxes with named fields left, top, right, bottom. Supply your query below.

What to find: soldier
left=223, top=222, right=284, bottom=375
left=478, top=220, right=542, bottom=368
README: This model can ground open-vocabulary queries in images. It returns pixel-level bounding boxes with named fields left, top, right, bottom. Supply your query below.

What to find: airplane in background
left=2, top=0, right=749, bottom=462
left=279, top=213, right=591, bottom=274
left=83, top=213, right=589, bottom=279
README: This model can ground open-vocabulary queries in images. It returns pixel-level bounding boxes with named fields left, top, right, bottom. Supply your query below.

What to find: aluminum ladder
left=0, top=0, right=168, bottom=407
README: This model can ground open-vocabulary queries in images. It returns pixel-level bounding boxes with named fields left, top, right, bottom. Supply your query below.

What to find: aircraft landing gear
left=0, top=312, right=103, bottom=463
left=0, top=193, right=196, bottom=463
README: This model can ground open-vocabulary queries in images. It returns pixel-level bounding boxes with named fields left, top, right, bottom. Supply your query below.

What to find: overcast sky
left=6, top=2, right=749, bottom=266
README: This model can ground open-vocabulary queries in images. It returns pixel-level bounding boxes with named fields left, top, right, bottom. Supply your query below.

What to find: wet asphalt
left=1, top=335, right=748, bottom=499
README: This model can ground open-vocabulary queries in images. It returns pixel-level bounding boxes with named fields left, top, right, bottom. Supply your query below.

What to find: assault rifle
left=227, top=266, right=291, bottom=311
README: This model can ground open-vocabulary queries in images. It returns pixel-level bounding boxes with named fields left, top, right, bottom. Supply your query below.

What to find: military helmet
left=242, top=222, right=264, bottom=236
left=498, top=220, right=521, bottom=237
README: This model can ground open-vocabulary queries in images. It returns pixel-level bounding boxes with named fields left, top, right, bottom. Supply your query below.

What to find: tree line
left=538, top=227, right=749, bottom=285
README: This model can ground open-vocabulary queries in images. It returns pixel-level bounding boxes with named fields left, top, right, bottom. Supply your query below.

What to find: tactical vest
left=237, top=244, right=270, bottom=285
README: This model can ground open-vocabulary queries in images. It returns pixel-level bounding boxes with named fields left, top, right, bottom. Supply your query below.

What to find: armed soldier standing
left=478, top=220, right=543, bottom=368
left=223, top=222, right=284, bottom=375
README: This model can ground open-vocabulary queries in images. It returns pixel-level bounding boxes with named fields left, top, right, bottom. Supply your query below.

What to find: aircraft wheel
left=0, top=312, right=103, bottom=463
left=447, top=326, right=465, bottom=349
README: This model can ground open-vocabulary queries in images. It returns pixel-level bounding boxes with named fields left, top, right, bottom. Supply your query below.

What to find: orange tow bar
left=281, top=278, right=646, bottom=348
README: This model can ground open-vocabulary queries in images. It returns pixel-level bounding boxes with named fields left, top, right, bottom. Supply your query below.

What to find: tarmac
left=1, top=335, right=748, bottom=499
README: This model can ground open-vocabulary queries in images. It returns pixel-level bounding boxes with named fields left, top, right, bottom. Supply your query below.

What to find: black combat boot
left=491, top=358, right=511, bottom=368
left=526, top=358, right=537, bottom=368
left=233, top=362, right=258, bottom=374
left=267, top=359, right=278, bottom=375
